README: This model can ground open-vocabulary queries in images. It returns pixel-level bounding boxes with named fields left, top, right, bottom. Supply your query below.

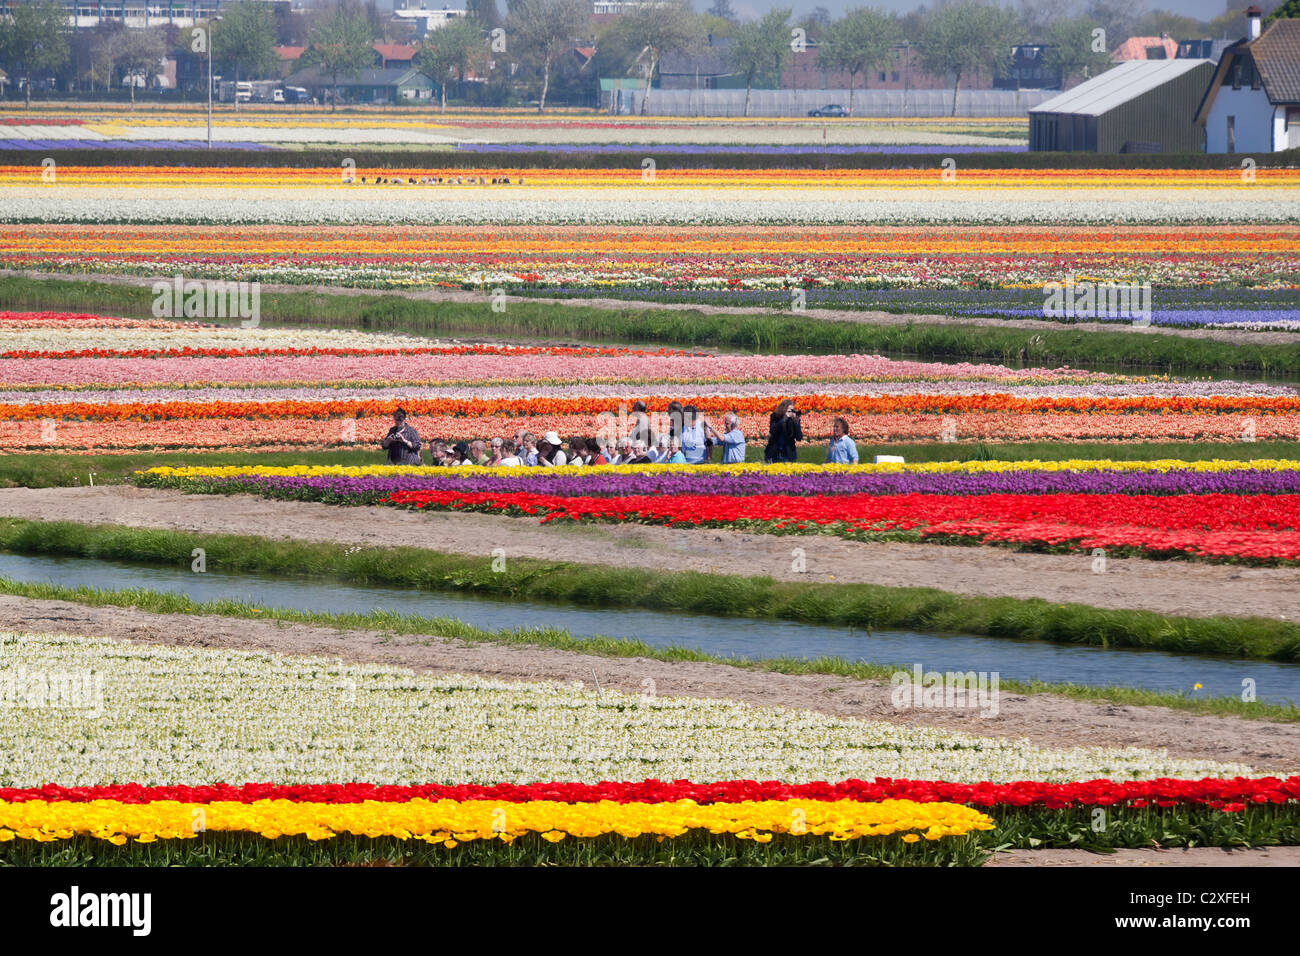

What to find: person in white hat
left=540, top=431, right=567, bottom=466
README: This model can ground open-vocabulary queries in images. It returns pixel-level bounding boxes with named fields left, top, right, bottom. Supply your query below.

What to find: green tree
left=1267, top=0, right=1300, bottom=21
left=507, top=0, right=585, bottom=112
left=466, top=0, right=502, bottom=31
left=0, top=0, right=71, bottom=107
left=1083, top=0, right=1141, bottom=48
left=301, top=3, right=378, bottom=111
left=818, top=7, right=902, bottom=115
left=706, top=0, right=737, bottom=22
left=615, top=2, right=703, bottom=115
left=110, top=27, right=166, bottom=109
left=1043, top=16, right=1112, bottom=86
left=214, top=1, right=282, bottom=111
left=916, top=1, right=1021, bottom=116
left=727, top=8, right=794, bottom=117
left=415, top=17, right=484, bottom=111
left=1133, top=10, right=1209, bottom=39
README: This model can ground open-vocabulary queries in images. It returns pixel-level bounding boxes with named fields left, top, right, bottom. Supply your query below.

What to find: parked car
left=808, top=104, right=848, bottom=117
left=281, top=86, right=311, bottom=104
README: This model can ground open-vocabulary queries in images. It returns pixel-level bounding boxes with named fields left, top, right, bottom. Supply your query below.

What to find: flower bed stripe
left=9, top=393, right=1300, bottom=422
left=0, top=797, right=992, bottom=846
left=383, top=489, right=1300, bottom=562
left=4, top=777, right=1295, bottom=809
left=167, top=467, right=1300, bottom=501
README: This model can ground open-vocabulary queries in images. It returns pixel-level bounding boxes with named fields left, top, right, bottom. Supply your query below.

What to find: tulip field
left=3, top=631, right=1296, bottom=866
left=2, top=132, right=1299, bottom=870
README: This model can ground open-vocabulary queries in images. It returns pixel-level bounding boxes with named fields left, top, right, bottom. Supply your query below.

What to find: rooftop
left=1030, top=58, right=1211, bottom=116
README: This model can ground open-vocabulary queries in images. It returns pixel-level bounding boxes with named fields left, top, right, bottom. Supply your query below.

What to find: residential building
left=284, top=65, right=434, bottom=104
left=1198, top=8, right=1300, bottom=152
left=781, top=42, right=994, bottom=91
left=1112, top=34, right=1180, bottom=61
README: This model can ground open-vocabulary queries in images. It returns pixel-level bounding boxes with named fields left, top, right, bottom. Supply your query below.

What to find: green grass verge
left=5, top=146, right=1296, bottom=170
left=0, top=831, right=986, bottom=867
left=3, top=275, right=1298, bottom=372
left=6, top=441, right=1298, bottom=488
left=3, top=573, right=1294, bottom=721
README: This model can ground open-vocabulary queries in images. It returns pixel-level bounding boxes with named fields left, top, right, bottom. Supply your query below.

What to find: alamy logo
left=50, top=886, right=151, bottom=936
left=1042, top=274, right=1151, bottom=325
left=890, top=663, right=1000, bottom=718
left=1, top=665, right=103, bottom=716
left=152, top=276, right=260, bottom=327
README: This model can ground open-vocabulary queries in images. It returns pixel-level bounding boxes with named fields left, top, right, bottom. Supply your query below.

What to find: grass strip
left=3, top=275, right=1298, bottom=372
left=4, top=146, right=1298, bottom=170
left=0, top=830, right=985, bottom=867
left=8, top=441, right=1300, bottom=489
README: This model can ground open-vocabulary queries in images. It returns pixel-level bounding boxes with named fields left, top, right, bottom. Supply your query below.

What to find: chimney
left=1247, top=5, right=1262, bottom=41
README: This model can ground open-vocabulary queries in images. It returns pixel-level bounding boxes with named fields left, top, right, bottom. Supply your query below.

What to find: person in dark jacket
left=380, top=408, right=423, bottom=465
left=764, top=398, right=803, bottom=463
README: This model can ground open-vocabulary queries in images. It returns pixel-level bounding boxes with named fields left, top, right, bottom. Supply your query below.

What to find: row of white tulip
left=3, top=189, right=1294, bottom=226
left=0, top=631, right=1252, bottom=788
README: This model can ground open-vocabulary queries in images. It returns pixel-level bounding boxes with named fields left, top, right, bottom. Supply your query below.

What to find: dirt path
left=6, top=269, right=1296, bottom=347
left=2, top=593, right=1296, bottom=771
left=985, top=846, right=1300, bottom=866
left=1, top=485, right=1299, bottom=622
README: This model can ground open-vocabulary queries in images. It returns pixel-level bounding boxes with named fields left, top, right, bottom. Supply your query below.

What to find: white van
left=235, top=81, right=253, bottom=103
left=272, top=88, right=285, bottom=104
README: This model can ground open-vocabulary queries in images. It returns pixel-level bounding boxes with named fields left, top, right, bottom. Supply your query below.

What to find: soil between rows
left=2, top=593, right=1296, bottom=772
left=0, top=485, right=1297, bottom=622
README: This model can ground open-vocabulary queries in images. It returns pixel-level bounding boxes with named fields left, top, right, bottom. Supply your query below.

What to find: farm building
left=1028, top=58, right=1215, bottom=153
left=1198, top=10, right=1300, bottom=153
left=284, top=67, right=435, bottom=105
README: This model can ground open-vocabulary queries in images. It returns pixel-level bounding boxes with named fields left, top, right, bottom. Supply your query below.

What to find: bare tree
left=819, top=7, right=902, bottom=115
left=507, top=0, right=585, bottom=112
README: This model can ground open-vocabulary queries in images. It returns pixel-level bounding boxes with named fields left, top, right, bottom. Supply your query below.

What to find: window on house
left=891, top=72, right=899, bottom=82
left=878, top=72, right=886, bottom=82
left=1232, top=63, right=1241, bottom=89
left=1227, top=115, right=1235, bottom=153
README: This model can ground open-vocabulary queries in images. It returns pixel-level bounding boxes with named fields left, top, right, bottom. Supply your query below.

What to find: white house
left=1198, top=7, right=1300, bottom=152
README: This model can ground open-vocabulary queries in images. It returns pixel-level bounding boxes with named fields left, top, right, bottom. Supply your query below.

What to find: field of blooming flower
left=3, top=136, right=1299, bottom=869
left=4, top=631, right=1296, bottom=865
left=7, top=310, right=1300, bottom=454
left=0, top=108, right=1027, bottom=149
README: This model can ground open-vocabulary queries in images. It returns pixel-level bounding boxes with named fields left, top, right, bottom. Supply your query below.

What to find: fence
left=610, top=88, right=1055, bottom=118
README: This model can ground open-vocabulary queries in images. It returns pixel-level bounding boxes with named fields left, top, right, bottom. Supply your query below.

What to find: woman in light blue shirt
left=825, top=417, right=860, bottom=464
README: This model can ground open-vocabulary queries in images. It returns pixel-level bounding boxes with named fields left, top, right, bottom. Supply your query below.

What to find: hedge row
left=2, top=147, right=1297, bottom=170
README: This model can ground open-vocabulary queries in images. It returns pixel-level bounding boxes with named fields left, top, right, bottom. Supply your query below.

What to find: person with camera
left=380, top=408, right=423, bottom=465
left=763, top=399, right=803, bottom=463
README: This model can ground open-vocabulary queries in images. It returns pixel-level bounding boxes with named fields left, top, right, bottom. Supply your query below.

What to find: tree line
left=0, top=0, right=1283, bottom=114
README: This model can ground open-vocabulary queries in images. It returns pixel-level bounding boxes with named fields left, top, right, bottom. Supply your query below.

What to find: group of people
left=380, top=398, right=859, bottom=467
left=356, top=175, right=523, bottom=186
